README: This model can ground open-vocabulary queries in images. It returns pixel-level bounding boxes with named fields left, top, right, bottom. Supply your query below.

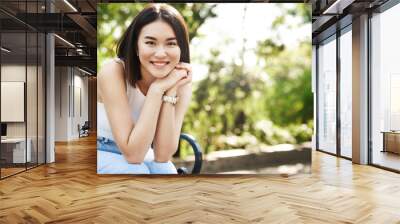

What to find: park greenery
left=97, top=3, right=313, bottom=158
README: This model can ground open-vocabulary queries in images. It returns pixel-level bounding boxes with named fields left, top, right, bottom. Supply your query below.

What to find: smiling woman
left=97, top=4, right=193, bottom=174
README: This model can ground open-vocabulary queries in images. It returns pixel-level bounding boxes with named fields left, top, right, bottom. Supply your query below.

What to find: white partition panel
left=1, top=82, right=25, bottom=122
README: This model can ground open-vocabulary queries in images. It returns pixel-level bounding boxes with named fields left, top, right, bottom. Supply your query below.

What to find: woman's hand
left=150, top=68, right=187, bottom=93
left=165, top=63, right=192, bottom=96
left=173, top=63, right=192, bottom=88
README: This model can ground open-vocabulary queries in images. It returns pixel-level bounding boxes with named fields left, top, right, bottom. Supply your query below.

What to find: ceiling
left=0, top=0, right=97, bottom=75
left=311, top=0, right=389, bottom=43
left=6, top=0, right=376, bottom=74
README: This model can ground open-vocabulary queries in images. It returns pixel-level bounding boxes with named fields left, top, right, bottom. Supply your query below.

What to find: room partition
left=0, top=0, right=46, bottom=179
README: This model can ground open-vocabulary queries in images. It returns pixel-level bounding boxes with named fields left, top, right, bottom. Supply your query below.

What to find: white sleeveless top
left=97, top=58, right=145, bottom=140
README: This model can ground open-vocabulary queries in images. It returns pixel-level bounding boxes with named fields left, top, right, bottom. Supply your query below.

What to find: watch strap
left=162, top=95, right=178, bottom=105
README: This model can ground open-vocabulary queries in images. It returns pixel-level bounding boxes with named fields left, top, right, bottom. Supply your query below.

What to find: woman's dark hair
left=116, top=4, right=190, bottom=88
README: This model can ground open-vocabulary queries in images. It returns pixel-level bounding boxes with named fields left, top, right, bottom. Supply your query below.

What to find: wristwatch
left=162, top=95, right=178, bottom=105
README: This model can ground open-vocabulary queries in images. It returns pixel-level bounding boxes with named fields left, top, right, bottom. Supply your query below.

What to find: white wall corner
left=46, top=33, right=55, bottom=163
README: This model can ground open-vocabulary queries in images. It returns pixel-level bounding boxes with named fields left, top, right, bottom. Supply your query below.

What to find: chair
left=78, top=121, right=90, bottom=138
left=176, top=133, right=203, bottom=174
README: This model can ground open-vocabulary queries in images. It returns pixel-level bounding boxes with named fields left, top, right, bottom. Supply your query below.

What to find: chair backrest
left=82, top=121, right=90, bottom=129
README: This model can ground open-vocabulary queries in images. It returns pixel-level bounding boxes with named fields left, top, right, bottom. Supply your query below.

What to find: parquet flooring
left=1, top=167, right=25, bottom=177
left=1, top=135, right=400, bottom=223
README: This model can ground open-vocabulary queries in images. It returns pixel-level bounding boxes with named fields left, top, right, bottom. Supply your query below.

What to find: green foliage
left=287, top=4, right=312, bottom=24
left=258, top=41, right=313, bottom=126
left=287, top=120, right=314, bottom=143
left=252, top=120, right=295, bottom=145
left=181, top=4, right=313, bottom=157
left=182, top=41, right=313, bottom=155
left=272, top=4, right=311, bottom=29
left=183, top=54, right=269, bottom=154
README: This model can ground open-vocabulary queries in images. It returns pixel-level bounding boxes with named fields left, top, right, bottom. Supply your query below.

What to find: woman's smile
left=151, top=61, right=170, bottom=68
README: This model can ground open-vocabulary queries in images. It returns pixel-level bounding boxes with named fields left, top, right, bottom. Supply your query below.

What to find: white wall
left=1, top=65, right=26, bottom=145
left=55, top=66, right=69, bottom=141
left=54, top=67, right=89, bottom=141
left=1, top=63, right=46, bottom=164
left=46, top=33, right=55, bottom=163
left=1, top=65, right=34, bottom=138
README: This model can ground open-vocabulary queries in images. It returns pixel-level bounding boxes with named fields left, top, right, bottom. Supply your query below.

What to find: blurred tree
left=182, top=4, right=313, bottom=155
left=183, top=49, right=268, bottom=153
left=256, top=3, right=312, bottom=126
left=272, top=3, right=311, bottom=29
left=287, top=4, right=312, bottom=24
left=257, top=40, right=312, bottom=126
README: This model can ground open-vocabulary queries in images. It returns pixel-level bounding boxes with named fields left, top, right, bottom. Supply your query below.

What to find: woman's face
left=137, top=20, right=181, bottom=79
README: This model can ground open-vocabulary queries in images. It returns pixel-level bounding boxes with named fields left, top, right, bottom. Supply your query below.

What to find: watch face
left=163, top=95, right=177, bottom=104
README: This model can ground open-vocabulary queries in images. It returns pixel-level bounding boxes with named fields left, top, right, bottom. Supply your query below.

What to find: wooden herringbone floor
left=1, top=135, right=400, bottom=223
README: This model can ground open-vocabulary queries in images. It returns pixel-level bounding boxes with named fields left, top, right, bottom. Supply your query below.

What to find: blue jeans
left=97, top=137, right=177, bottom=174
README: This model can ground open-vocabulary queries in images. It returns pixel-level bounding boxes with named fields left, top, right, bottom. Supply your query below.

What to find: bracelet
left=162, top=95, right=178, bottom=105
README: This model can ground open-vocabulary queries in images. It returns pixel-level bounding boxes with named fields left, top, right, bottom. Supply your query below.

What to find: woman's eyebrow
left=144, top=36, right=176, bottom=41
left=144, top=36, right=157, bottom=40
